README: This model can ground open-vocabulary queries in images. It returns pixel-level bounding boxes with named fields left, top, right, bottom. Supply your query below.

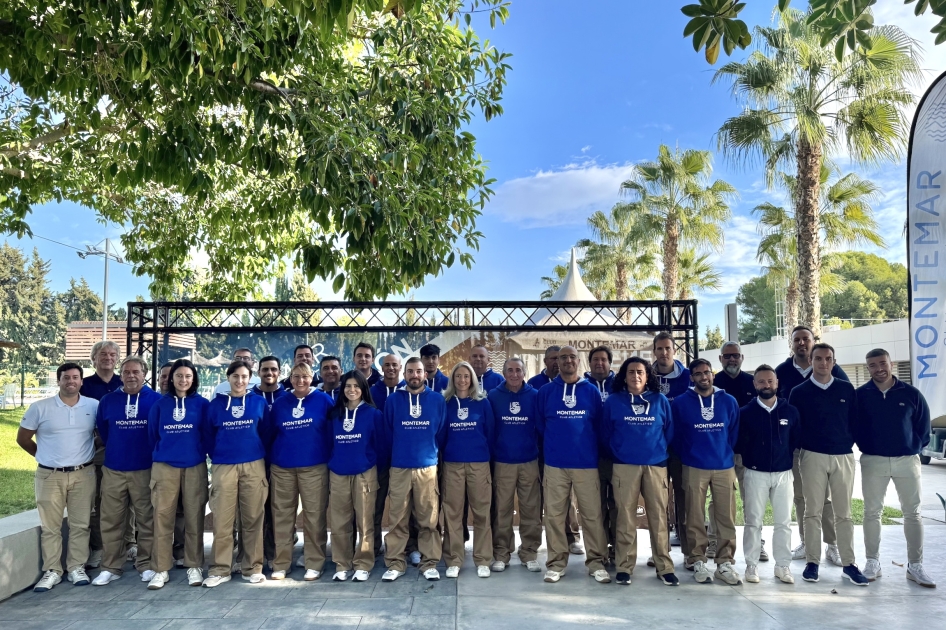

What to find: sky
left=6, top=1, right=946, bottom=334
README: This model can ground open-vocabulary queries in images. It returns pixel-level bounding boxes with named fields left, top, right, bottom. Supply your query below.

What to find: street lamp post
left=77, top=238, right=124, bottom=340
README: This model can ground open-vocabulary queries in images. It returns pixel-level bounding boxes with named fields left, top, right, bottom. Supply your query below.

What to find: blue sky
left=6, top=1, right=944, bottom=333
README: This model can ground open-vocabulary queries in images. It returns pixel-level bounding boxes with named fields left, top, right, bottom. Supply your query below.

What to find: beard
left=756, top=387, right=776, bottom=400
left=724, top=365, right=740, bottom=376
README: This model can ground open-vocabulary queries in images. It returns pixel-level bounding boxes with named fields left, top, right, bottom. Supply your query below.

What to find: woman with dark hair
left=602, top=356, right=678, bottom=587
left=147, top=358, right=209, bottom=589
left=262, top=362, right=334, bottom=581
left=327, top=370, right=383, bottom=582
left=441, top=361, right=495, bottom=579
left=203, top=360, right=269, bottom=587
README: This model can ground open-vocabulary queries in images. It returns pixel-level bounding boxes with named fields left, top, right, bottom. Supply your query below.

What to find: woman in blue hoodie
left=441, top=361, right=495, bottom=579
left=602, top=357, right=677, bottom=587
left=327, top=370, right=383, bottom=582
left=147, top=359, right=209, bottom=589
left=203, top=360, right=269, bottom=587
left=262, top=362, right=334, bottom=582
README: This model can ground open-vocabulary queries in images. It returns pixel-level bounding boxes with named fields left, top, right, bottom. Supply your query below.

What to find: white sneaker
left=745, top=564, right=760, bottom=583
left=295, top=555, right=306, bottom=568
left=271, top=570, right=286, bottom=580
left=774, top=565, right=795, bottom=584
left=477, top=565, right=491, bottom=578
left=825, top=544, right=842, bottom=567
left=907, top=563, right=936, bottom=588
left=86, top=549, right=103, bottom=569
left=139, top=569, right=156, bottom=582
left=67, top=567, right=90, bottom=586
left=353, top=570, right=370, bottom=582
left=490, top=560, right=506, bottom=572
left=244, top=573, right=265, bottom=584
left=187, top=567, right=203, bottom=586
left=34, top=570, right=61, bottom=592
left=304, top=569, right=321, bottom=581
left=544, top=570, right=563, bottom=583
left=92, top=570, right=121, bottom=586
left=863, top=558, right=882, bottom=581
left=526, top=560, right=542, bottom=572
left=333, top=571, right=350, bottom=581
left=202, top=575, right=231, bottom=588
left=592, top=569, right=611, bottom=583
left=791, top=542, right=806, bottom=560
left=694, top=561, right=713, bottom=583
left=715, top=562, right=742, bottom=585
left=445, top=566, right=460, bottom=578
left=175, top=558, right=185, bottom=568
left=147, top=571, right=169, bottom=590
left=126, top=545, right=138, bottom=562
left=423, top=568, right=441, bottom=581
left=381, top=569, right=404, bottom=582
left=568, top=542, right=584, bottom=555
left=409, top=551, right=422, bottom=566
left=706, top=540, right=717, bottom=559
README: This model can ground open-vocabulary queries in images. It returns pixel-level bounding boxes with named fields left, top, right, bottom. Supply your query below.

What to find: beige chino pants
left=793, top=449, right=836, bottom=546
left=860, top=454, right=923, bottom=564
left=799, top=450, right=855, bottom=566
left=99, top=467, right=153, bottom=574
left=543, top=465, right=607, bottom=573
left=384, top=466, right=442, bottom=573
left=492, top=460, right=542, bottom=564
left=209, top=459, right=268, bottom=577
left=150, top=461, right=208, bottom=572
left=270, top=463, right=329, bottom=573
left=329, top=467, right=379, bottom=572
left=441, top=462, right=493, bottom=568
left=683, top=466, right=736, bottom=565
left=612, top=463, right=673, bottom=576
left=35, top=465, right=96, bottom=574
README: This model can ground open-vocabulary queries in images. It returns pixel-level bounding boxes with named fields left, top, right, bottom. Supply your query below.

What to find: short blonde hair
left=290, top=363, right=313, bottom=378
left=443, top=361, right=487, bottom=401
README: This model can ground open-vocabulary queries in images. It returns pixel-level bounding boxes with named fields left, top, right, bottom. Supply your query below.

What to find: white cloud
left=873, top=3, right=946, bottom=106
left=580, top=145, right=592, bottom=153
left=701, top=214, right=763, bottom=299
left=484, top=160, right=637, bottom=227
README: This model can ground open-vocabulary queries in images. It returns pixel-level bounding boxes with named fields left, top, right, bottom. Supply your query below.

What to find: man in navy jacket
left=855, top=348, right=935, bottom=588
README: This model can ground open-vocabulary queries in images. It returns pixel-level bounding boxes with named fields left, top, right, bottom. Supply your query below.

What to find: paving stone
left=130, top=599, right=238, bottom=619
left=317, top=596, right=413, bottom=617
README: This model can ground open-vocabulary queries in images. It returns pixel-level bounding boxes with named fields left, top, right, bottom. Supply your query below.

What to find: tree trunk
left=795, top=139, right=823, bottom=337
left=785, top=278, right=799, bottom=333
left=662, top=215, right=680, bottom=302
left=615, top=260, right=628, bottom=301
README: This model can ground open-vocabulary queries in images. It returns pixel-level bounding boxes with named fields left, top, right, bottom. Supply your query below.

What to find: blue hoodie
left=317, top=383, right=342, bottom=403
left=584, top=371, right=616, bottom=402
left=425, top=370, right=449, bottom=393
left=329, top=402, right=383, bottom=476
left=369, top=380, right=406, bottom=413
left=148, top=393, right=209, bottom=468
left=854, top=378, right=931, bottom=457
left=527, top=371, right=553, bottom=391
left=536, top=376, right=603, bottom=469
left=252, top=384, right=289, bottom=411
left=261, top=389, right=334, bottom=469
left=383, top=387, right=446, bottom=469
left=654, top=360, right=691, bottom=402
left=488, top=382, right=539, bottom=464
left=670, top=387, right=740, bottom=470
left=478, top=369, right=504, bottom=393
left=442, top=396, right=494, bottom=463
left=97, top=386, right=162, bottom=471
left=601, top=390, right=673, bottom=467
left=205, top=392, right=268, bottom=465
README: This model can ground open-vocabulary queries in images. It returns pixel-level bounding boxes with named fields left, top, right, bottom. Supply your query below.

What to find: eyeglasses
left=721, top=353, right=741, bottom=359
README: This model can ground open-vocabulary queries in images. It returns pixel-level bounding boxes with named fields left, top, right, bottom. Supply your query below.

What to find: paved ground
left=2, top=461, right=943, bottom=630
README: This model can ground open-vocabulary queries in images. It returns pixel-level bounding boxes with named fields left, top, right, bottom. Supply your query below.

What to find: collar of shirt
left=810, top=375, right=834, bottom=390
left=793, top=358, right=812, bottom=377
left=54, top=394, right=91, bottom=409
left=756, top=397, right=777, bottom=413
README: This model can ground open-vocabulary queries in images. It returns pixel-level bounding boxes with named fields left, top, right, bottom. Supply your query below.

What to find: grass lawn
left=0, top=408, right=37, bottom=518
left=731, top=485, right=902, bottom=526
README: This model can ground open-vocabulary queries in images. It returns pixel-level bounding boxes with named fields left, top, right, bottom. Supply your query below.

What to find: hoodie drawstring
left=630, top=393, right=650, bottom=416
left=126, top=392, right=140, bottom=417
left=226, top=394, right=246, bottom=411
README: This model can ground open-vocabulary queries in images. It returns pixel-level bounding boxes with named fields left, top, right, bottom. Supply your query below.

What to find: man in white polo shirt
left=17, top=362, right=99, bottom=592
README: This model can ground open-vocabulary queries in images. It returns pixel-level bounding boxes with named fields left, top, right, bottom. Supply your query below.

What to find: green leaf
left=332, top=273, right=345, bottom=294
left=681, top=4, right=703, bottom=17
left=778, top=0, right=791, bottom=10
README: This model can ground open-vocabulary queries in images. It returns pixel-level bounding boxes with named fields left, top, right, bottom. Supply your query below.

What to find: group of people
left=16, top=327, right=934, bottom=594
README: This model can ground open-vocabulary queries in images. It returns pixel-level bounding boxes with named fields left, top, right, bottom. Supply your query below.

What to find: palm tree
left=576, top=206, right=660, bottom=301
left=675, top=249, right=722, bottom=300
left=615, top=144, right=736, bottom=301
left=539, top=264, right=568, bottom=300
left=715, top=8, right=921, bottom=335
left=754, top=165, right=886, bottom=330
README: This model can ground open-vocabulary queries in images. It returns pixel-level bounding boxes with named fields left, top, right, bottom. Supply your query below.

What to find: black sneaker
left=803, top=563, right=820, bottom=583
left=616, top=572, right=631, bottom=585
left=843, top=565, right=869, bottom=587
left=660, top=573, right=680, bottom=586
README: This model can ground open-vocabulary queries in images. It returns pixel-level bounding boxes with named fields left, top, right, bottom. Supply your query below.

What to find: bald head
left=558, top=345, right=580, bottom=382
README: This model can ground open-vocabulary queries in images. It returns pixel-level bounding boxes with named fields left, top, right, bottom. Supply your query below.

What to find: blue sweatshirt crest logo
left=292, top=407, right=305, bottom=418
left=343, top=416, right=355, bottom=432
left=564, top=394, right=576, bottom=408
left=659, top=381, right=670, bottom=394
left=457, top=407, right=469, bottom=420
left=172, top=407, right=185, bottom=421
left=125, top=404, right=138, bottom=419
left=231, top=405, right=244, bottom=418
left=509, top=401, right=520, bottom=414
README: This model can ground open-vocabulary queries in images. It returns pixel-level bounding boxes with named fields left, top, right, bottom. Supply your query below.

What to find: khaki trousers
left=861, top=454, right=923, bottom=564
left=330, top=467, right=379, bottom=572
left=91, top=463, right=137, bottom=553
left=492, top=460, right=542, bottom=564
left=543, top=465, right=607, bottom=573
left=270, top=464, right=328, bottom=573
left=100, top=467, right=153, bottom=574
left=209, top=459, right=268, bottom=577
left=793, top=449, right=836, bottom=545
left=441, top=462, right=493, bottom=568
left=384, top=466, right=442, bottom=572
left=612, top=463, right=673, bottom=576
left=150, top=461, right=208, bottom=572
left=799, top=450, right=855, bottom=566
left=708, top=453, right=746, bottom=542
left=683, top=466, right=736, bottom=564
left=34, top=465, right=96, bottom=574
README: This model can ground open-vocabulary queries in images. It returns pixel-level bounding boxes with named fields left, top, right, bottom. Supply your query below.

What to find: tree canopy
left=0, top=0, right=511, bottom=300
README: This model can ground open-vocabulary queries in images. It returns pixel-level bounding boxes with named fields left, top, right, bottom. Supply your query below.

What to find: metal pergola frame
left=127, top=299, right=699, bottom=381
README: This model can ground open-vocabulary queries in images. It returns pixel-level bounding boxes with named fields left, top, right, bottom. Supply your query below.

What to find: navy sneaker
left=843, top=565, right=869, bottom=587
left=660, top=573, right=680, bottom=586
left=802, top=563, right=820, bottom=583
left=616, top=572, right=631, bottom=585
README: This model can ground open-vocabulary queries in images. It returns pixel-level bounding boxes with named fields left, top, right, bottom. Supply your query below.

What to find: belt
left=38, top=461, right=94, bottom=473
